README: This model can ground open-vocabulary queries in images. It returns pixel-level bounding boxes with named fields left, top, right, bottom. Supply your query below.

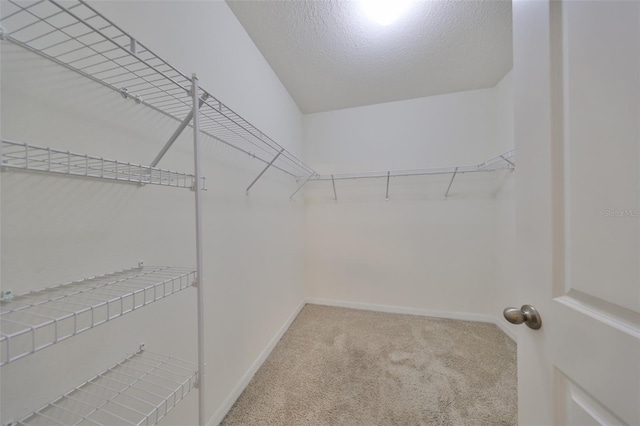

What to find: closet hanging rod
left=0, top=0, right=317, bottom=179
left=309, top=150, right=515, bottom=181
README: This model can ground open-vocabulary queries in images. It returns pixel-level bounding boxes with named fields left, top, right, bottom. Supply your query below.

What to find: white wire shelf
left=310, top=150, right=516, bottom=181
left=307, top=150, right=515, bottom=200
left=13, top=350, right=197, bottom=426
left=0, top=266, right=196, bottom=366
left=0, top=0, right=317, bottom=180
left=0, top=139, right=205, bottom=189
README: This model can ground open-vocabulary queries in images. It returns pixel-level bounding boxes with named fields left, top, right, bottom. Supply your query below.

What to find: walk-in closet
left=1, top=1, right=638, bottom=425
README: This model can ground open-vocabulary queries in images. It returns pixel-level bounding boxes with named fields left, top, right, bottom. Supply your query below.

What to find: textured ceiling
left=226, top=0, right=513, bottom=114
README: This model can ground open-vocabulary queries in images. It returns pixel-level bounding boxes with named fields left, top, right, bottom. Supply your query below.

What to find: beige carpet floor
left=221, top=304, right=517, bottom=425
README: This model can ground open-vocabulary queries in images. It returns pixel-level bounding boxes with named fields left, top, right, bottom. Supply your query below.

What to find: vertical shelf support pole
left=246, top=148, right=285, bottom=194
left=331, top=174, right=337, bottom=201
left=445, top=167, right=459, bottom=199
left=385, top=171, right=390, bottom=200
left=191, top=74, right=206, bottom=426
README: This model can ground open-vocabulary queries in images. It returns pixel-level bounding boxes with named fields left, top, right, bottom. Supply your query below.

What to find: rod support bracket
left=138, top=260, right=144, bottom=269
left=120, top=87, right=129, bottom=99
left=0, top=26, right=7, bottom=40
left=385, top=171, right=391, bottom=200
left=445, top=167, right=459, bottom=199
left=331, top=174, right=337, bottom=201
left=139, top=342, right=146, bottom=352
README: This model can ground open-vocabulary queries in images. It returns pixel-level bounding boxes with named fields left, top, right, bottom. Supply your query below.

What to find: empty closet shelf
left=0, top=139, right=204, bottom=189
left=14, top=350, right=197, bottom=426
left=0, top=266, right=196, bottom=366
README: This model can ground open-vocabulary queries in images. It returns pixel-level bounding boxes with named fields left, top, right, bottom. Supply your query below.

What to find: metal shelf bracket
left=190, top=176, right=207, bottom=192
left=151, top=94, right=210, bottom=168
left=331, top=174, right=337, bottom=201
left=0, top=290, right=14, bottom=302
left=290, top=173, right=314, bottom=200
left=385, top=171, right=390, bottom=200
left=0, top=138, right=4, bottom=169
left=445, top=167, right=459, bottom=199
left=500, top=154, right=515, bottom=167
left=246, top=148, right=285, bottom=194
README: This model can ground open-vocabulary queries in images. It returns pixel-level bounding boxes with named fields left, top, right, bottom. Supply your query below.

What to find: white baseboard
left=207, top=300, right=306, bottom=426
left=306, top=298, right=518, bottom=342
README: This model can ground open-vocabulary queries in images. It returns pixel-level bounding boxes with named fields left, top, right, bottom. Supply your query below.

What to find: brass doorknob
left=503, top=304, right=542, bottom=330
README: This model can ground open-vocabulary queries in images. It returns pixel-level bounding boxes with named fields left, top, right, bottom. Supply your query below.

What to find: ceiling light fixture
left=360, top=0, right=416, bottom=26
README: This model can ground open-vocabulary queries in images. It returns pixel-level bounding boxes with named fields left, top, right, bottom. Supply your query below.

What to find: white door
left=512, top=0, right=639, bottom=425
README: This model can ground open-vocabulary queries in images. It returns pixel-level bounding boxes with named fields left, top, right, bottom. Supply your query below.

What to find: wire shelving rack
left=0, top=266, right=196, bottom=367
left=0, top=2, right=218, bottom=423
left=0, top=139, right=204, bottom=189
left=0, top=0, right=318, bottom=182
left=309, top=150, right=515, bottom=200
left=13, top=350, right=198, bottom=426
left=311, top=150, right=515, bottom=181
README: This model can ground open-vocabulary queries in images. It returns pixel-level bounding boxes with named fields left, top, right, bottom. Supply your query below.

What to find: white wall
left=303, top=83, right=515, bottom=320
left=304, top=89, right=498, bottom=172
left=1, top=1, right=305, bottom=425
